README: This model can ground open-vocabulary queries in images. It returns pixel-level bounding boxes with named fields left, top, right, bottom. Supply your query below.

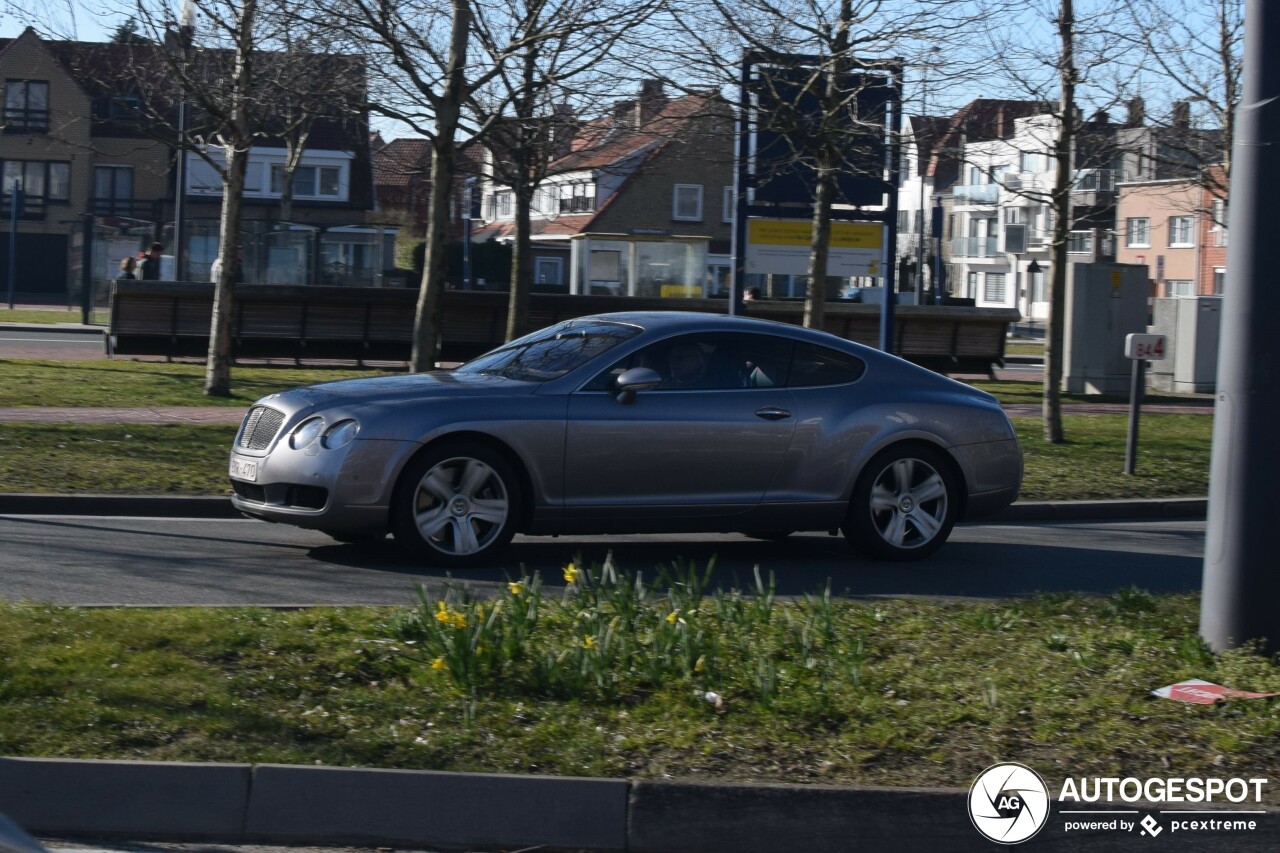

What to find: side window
left=789, top=343, right=866, bottom=387
left=584, top=333, right=794, bottom=392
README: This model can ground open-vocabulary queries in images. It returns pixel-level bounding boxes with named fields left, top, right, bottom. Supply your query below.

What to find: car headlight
left=290, top=417, right=325, bottom=449
left=322, top=419, right=359, bottom=449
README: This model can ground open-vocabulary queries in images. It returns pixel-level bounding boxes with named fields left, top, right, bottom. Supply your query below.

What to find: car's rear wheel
left=392, top=441, right=521, bottom=567
left=844, top=444, right=957, bottom=561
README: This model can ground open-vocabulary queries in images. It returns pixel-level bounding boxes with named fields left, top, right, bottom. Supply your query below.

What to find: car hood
left=261, top=370, right=532, bottom=411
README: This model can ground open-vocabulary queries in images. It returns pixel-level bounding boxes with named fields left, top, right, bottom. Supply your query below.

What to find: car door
left=563, top=332, right=797, bottom=519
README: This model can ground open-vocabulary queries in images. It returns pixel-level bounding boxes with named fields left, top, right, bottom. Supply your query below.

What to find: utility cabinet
left=1062, top=262, right=1150, bottom=395
left=1148, top=296, right=1222, bottom=394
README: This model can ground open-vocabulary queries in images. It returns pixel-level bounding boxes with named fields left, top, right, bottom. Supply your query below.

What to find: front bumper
left=229, top=436, right=418, bottom=533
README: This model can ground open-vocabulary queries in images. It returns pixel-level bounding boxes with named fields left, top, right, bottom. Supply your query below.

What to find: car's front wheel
left=392, top=441, right=521, bottom=567
left=844, top=444, right=957, bottom=561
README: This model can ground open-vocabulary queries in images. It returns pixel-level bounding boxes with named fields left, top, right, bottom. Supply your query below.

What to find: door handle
left=754, top=406, right=792, bottom=421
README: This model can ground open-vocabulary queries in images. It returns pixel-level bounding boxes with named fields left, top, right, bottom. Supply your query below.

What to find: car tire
left=844, top=444, right=957, bottom=561
left=391, top=440, right=522, bottom=567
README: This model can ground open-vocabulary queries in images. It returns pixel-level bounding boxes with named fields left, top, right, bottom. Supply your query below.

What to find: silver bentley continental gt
left=228, top=312, right=1021, bottom=565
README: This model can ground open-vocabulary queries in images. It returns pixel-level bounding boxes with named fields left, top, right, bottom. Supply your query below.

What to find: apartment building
left=1115, top=165, right=1227, bottom=297
left=0, top=27, right=379, bottom=298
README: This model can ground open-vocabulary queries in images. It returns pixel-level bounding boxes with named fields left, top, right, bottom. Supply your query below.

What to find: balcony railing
left=953, top=184, right=999, bottom=204
left=2, top=107, right=49, bottom=134
left=90, top=198, right=160, bottom=219
left=0, top=193, right=47, bottom=219
left=951, top=236, right=999, bottom=258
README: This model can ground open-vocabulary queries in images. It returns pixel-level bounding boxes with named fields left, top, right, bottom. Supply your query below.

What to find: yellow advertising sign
left=748, top=219, right=884, bottom=249
left=745, top=218, right=884, bottom=277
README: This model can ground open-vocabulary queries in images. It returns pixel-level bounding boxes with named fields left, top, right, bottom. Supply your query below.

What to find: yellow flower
left=666, top=610, right=679, bottom=624
left=431, top=657, right=446, bottom=671
left=451, top=612, right=468, bottom=630
left=563, top=562, right=580, bottom=584
left=694, top=655, right=706, bottom=673
left=434, top=602, right=451, bottom=624
left=582, top=635, right=597, bottom=650
left=508, top=581, right=525, bottom=596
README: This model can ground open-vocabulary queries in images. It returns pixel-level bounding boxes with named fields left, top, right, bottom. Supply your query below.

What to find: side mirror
left=613, top=366, right=662, bottom=404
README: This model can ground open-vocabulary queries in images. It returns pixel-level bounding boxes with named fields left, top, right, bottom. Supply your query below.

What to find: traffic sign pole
left=1125, top=356, right=1144, bottom=475
left=1123, top=333, right=1167, bottom=475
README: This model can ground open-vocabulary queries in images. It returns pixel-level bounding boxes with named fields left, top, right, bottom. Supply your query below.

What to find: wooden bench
left=109, top=281, right=1017, bottom=373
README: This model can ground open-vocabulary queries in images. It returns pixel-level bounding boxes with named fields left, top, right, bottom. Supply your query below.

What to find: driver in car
left=666, top=342, right=708, bottom=388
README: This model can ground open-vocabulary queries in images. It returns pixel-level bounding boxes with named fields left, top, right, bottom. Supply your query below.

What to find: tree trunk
left=506, top=178, right=534, bottom=342
left=410, top=0, right=469, bottom=372
left=805, top=157, right=835, bottom=330
left=203, top=0, right=256, bottom=397
left=1043, top=0, right=1075, bottom=443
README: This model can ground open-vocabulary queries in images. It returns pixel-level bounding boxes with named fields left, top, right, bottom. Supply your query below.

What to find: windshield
left=454, top=320, right=641, bottom=382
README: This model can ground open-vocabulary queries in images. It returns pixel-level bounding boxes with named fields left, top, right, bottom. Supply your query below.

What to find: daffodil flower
left=666, top=610, right=679, bottom=624
left=563, top=562, right=580, bottom=584
left=508, top=581, right=525, bottom=596
left=582, top=635, right=597, bottom=650
left=431, top=657, right=447, bottom=671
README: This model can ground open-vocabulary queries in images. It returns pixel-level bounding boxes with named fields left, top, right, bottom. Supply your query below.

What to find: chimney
left=613, top=98, right=636, bottom=129
left=1126, top=96, right=1145, bottom=128
left=1172, top=99, right=1192, bottom=128
left=550, top=103, right=575, bottom=159
left=637, top=79, right=667, bottom=126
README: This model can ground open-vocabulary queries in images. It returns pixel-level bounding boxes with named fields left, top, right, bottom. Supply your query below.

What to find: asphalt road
left=0, top=327, right=105, bottom=360
left=0, top=514, right=1205, bottom=606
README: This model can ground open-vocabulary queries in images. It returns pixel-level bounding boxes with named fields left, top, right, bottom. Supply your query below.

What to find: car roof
left=576, top=310, right=875, bottom=352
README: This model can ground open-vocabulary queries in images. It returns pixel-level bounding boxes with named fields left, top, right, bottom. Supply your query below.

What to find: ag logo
left=968, top=762, right=1050, bottom=844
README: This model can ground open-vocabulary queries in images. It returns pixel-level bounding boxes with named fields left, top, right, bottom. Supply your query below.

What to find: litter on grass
left=1152, top=679, right=1280, bottom=705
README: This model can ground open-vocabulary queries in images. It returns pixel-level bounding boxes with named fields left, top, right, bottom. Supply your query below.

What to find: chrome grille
left=238, top=406, right=285, bottom=451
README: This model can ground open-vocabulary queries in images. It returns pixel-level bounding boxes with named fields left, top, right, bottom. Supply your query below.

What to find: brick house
left=472, top=81, right=735, bottom=297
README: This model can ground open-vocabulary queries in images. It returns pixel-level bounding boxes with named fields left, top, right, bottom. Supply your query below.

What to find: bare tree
left=671, top=0, right=989, bottom=331
left=977, top=0, right=1133, bottom=442
left=1120, top=0, right=1241, bottom=223
left=468, top=0, right=667, bottom=342
left=56, top=0, right=363, bottom=395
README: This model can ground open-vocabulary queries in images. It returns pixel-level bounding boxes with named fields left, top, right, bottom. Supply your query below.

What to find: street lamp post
left=165, top=8, right=195, bottom=282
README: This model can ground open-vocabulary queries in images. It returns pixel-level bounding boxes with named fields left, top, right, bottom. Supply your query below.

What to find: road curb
left=0, top=494, right=240, bottom=518
left=4, top=757, right=1276, bottom=852
left=0, top=493, right=1208, bottom=522
left=0, top=323, right=104, bottom=336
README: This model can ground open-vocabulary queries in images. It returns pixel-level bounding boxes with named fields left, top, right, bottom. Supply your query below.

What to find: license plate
left=229, top=455, right=258, bottom=482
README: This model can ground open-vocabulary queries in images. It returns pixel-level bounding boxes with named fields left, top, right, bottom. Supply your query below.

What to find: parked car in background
left=228, top=312, right=1022, bottom=564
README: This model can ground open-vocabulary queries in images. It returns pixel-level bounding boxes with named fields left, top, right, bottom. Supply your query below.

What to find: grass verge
left=0, top=582, right=1275, bottom=799
left=0, top=424, right=236, bottom=494
left=0, top=308, right=95, bottom=325
left=0, top=360, right=389, bottom=408
left=0, top=416, right=1210, bottom=501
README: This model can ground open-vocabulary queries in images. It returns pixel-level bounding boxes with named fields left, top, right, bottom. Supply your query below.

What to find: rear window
left=789, top=342, right=866, bottom=387
left=455, top=320, right=640, bottom=382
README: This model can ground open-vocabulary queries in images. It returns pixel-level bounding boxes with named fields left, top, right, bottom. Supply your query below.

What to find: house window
left=1211, top=200, right=1227, bottom=247
left=1019, top=151, right=1039, bottom=173
left=983, top=272, right=1006, bottom=303
left=270, top=164, right=343, bottom=199
left=722, top=186, right=734, bottom=223
left=535, top=257, right=563, bottom=286
left=1067, top=230, right=1094, bottom=254
left=2, top=160, right=70, bottom=204
left=1166, top=279, right=1194, bottom=297
left=93, top=165, right=134, bottom=215
left=1125, top=217, right=1150, bottom=247
left=673, top=184, right=703, bottom=221
left=3, top=80, right=49, bottom=133
left=559, top=181, right=593, bottom=213
left=1168, top=215, right=1194, bottom=247
left=1213, top=268, right=1225, bottom=294
left=496, top=191, right=513, bottom=218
